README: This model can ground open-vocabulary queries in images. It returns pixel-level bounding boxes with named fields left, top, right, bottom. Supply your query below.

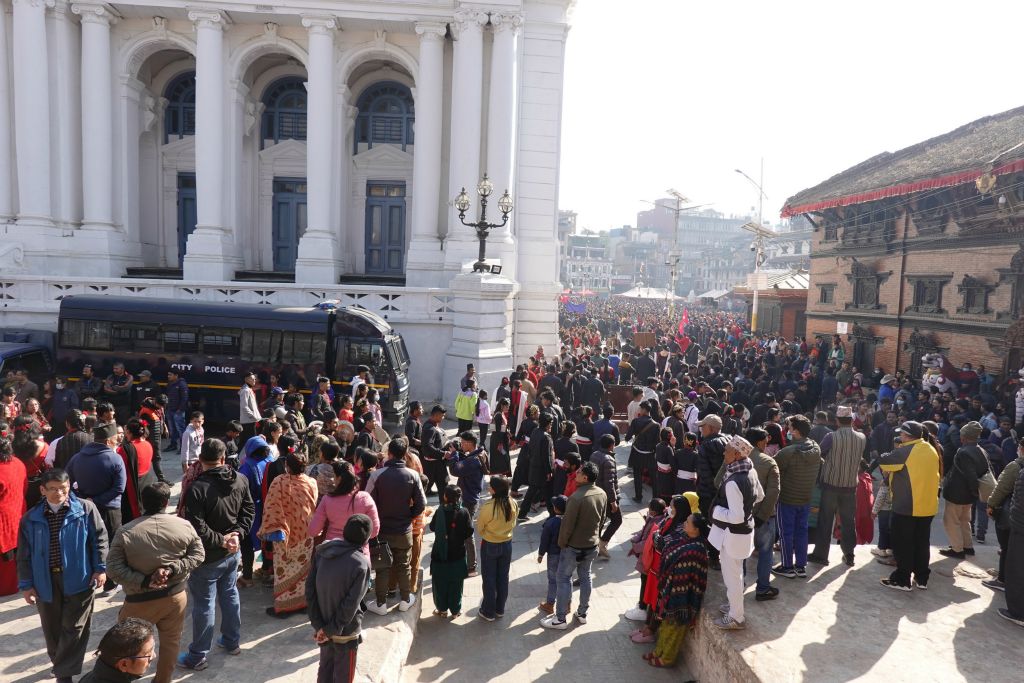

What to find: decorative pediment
left=259, top=138, right=306, bottom=162
left=161, top=134, right=195, bottom=162
left=352, top=143, right=413, bottom=171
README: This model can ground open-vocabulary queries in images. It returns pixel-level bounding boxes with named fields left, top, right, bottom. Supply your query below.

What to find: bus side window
left=84, top=321, right=112, bottom=350
left=241, top=329, right=282, bottom=363
left=282, top=331, right=326, bottom=364
left=113, top=324, right=160, bottom=352
left=163, top=326, right=199, bottom=353
left=60, top=319, right=85, bottom=348
left=202, top=327, right=242, bottom=356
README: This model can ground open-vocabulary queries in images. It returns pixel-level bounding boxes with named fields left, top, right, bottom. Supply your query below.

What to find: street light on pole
left=454, top=173, right=514, bottom=274
left=735, top=160, right=770, bottom=332
left=639, top=193, right=710, bottom=318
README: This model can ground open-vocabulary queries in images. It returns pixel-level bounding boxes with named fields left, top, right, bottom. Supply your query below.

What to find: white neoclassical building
left=0, top=0, right=571, bottom=403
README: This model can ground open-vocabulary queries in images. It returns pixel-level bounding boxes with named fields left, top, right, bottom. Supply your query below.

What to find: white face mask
left=55, top=384, right=65, bottom=390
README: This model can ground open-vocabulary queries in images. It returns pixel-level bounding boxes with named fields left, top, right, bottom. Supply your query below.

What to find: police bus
left=55, top=295, right=410, bottom=424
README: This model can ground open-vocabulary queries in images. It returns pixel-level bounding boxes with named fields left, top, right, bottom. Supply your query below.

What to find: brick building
left=783, top=105, right=1024, bottom=383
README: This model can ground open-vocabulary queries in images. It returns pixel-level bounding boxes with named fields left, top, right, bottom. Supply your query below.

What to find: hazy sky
left=558, top=0, right=1024, bottom=231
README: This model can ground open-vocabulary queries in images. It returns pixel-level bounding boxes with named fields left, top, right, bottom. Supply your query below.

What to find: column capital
left=490, top=13, right=523, bottom=34
left=415, top=21, right=447, bottom=41
left=12, top=0, right=55, bottom=7
left=71, top=2, right=117, bottom=25
left=188, top=9, right=226, bottom=31
left=301, top=14, right=336, bottom=34
left=451, top=8, right=488, bottom=38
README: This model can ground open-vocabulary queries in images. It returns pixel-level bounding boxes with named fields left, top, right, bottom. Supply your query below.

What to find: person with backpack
left=985, top=436, right=1024, bottom=592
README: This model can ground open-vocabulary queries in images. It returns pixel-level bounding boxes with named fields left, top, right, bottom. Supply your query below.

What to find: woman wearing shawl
left=11, top=417, right=47, bottom=508
left=261, top=450, right=318, bottom=617
left=0, top=422, right=26, bottom=595
left=429, top=485, right=473, bottom=618
left=237, top=438, right=272, bottom=587
left=489, top=398, right=512, bottom=476
left=644, top=507, right=709, bottom=668
left=117, top=418, right=157, bottom=523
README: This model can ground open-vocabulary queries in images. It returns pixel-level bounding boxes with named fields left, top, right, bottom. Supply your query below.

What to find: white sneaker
left=398, top=594, right=417, bottom=612
left=870, top=547, right=892, bottom=558
left=540, top=614, right=568, bottom=630
left=624, top=606, right=647, bottom=622
left=365, top=600, right=389, bottom=616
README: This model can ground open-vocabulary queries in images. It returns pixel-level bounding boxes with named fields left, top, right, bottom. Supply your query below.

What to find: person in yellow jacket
left=455, top=381, right=479, bottom=435
left=475, top=475, right=518, bottom=621
left=878, top=421, right=940, bottom=591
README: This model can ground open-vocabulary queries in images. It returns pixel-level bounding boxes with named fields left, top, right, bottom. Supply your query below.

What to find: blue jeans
left=169, top=410, right=186, bottom=447
left=545, top=553, right=560, bottom=603
left=480, top=540, right=511, bottom=618
left=185, top=553, right=241, bottom=662
left=973, top=499, right=989, bottom=539
left=753, top=517, right=776, bottom=591
left=556, top=545, right=596, bottom=620
left=778, top=503, right=810, bottom=569
left=877, top=510, right=892, bottom=550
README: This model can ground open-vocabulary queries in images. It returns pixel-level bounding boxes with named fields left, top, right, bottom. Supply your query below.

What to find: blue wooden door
left=272, top=178, right=307, bottom=272
left=176, top=173, right=197, bottom=267
left=365, top=182, right=406, bottom=276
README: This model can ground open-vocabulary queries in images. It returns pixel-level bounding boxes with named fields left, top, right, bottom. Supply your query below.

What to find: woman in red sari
left=12, top=417, right=47, bottom=508
left=260, top=450, right=318, bottom=617
left=0, top=422, right=27, bottom=595
left=118, top=418, right=158, bottom=523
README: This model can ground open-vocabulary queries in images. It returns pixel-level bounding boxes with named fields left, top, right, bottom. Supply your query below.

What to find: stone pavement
left=400, top=461, right=691, bottom=683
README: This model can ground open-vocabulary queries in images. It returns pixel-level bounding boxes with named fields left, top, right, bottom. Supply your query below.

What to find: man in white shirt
left=350, top=365, right=370, bottom=398
left=238, top=372, right=261, bottom=441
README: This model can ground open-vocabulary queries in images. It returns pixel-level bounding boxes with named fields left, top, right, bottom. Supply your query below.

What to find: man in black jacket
left=307, top=515, right=372, bottom=683
left=592, top=434, right=621, bottom=559
left=420, top=405, right=450, bottom=496
left=178, top=439, right=255, bottom=671
left=404, top=402, right=423, bottom=455
left=940, top=421, right=990, bottom=559
left=581, top=370, right=605, bottom=415
left=625, top=402, right=658, bottom=503
left=519, top=414, right=555, bottom=521
left=537, top=392, right=565, bottom=437
left=367, top=440, right=426, bottom=615
left=697, top=414, right=729, bottom=569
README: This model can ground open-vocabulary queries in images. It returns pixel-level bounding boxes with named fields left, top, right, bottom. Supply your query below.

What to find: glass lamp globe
left=498, top=190, right=514, bottom=215
left=477, top=175, right=494, bottom=198
left=454, top=188, right=471, bottom=213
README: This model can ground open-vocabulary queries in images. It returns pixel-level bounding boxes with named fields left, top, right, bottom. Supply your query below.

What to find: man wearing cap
left=134, top=370, right=160, bottom=408
left=939, top=421, right=991, bottom=559
left=421, top=405, right=450, bottom=497
left=808, top=406, right=866, bottom=567
left=625, top=401, right=659, bottom=504
left=879, top=421, right=941, bottom=590
left=697, top=414, right=729, bottom=568
left=66, top=422, right=127, bottom=591
left=350, top=365, right=371, bottom=399
left=710, top=435, right=764, bottom=630
left=238, top=372, right=261, bottom=441
left=307, top=514, right=373, bottom=683
left=879, top=374, right=898, bottom=403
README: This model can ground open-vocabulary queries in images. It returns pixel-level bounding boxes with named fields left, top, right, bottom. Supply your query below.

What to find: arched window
left=163, top=71, right=196, bottom=144
left=355, top=81, right=415, bottom=152
left=261, top=77, right=308, bottom=148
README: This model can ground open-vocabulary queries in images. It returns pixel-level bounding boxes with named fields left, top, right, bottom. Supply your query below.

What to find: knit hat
left=343, top=514, right=372, bottom=547
left=94, top=422, right=118, bottom=440
left=960, top=421, right=983, bottom=441
left=682, top=491, right=701, bottom=515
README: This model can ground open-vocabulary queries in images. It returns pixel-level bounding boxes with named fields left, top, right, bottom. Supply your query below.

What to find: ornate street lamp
left=454, top=174, right=513, bottom=273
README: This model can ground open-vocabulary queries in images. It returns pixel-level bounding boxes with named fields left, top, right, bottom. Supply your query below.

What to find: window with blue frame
left=163, top=71, right=196, bottom=143
left=355, top=81, right=415, bottom=152
left=261, top=76, right=308, bottom=148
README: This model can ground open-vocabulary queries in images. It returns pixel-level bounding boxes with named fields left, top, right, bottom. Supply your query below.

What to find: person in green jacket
left=455, top=380, right=479, bottom=435
left=771, top=415, right=822, bottom=579
left=985, top=437, right=1024, bottom=591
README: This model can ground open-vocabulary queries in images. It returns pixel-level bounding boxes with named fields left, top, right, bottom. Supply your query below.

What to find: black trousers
left=600, top=503, right=622, bottom=544
left=97, top=507, right=122, bottom=590
left=241, top=422, right=257, bottom=443
left=996, top=525, right=1010, bottom=582
left=318, top=640, right=358, bottom=683
left=478, top=423, right=489, bottom=447
left=632, top=451, right=655, bottom=501
left=519, top=481, right=551, bottom=519
left=889, top=513, right=932, bottom=587
left=1006, top=529, right=1024, bottom=619
left=457, top=419, right=473, bottom=434
left=423, top=459, right=448, bottom=496
left=38, top=572, right=95, bottom=677
left=813, top=488, right=857, bottom=559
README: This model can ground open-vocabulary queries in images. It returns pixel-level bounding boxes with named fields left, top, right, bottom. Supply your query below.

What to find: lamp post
left=454, top=174, right=513, bottom=273
left=735, top=161, right=770, bottom=331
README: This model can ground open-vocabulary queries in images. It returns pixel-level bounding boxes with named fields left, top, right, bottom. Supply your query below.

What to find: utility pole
left=735, top=161, right=769, bottom=332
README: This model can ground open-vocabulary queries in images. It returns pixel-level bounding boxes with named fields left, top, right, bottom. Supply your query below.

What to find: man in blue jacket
left=17, top=469, right=108, bottom=683
left=66, top=423, right=125, bottom=586
left=448, top=431, right=487, bottom=576
left=164, top=369, right=189, bottom=453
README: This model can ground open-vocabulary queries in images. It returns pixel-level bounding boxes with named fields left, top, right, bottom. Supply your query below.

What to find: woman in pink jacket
left=308, top=461, right=380, bottom=554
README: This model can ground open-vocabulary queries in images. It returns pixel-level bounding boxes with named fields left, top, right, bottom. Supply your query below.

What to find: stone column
left=405, top=21, right=447, bottom=287
left=72, top=2, right=115, bottom=231
left=0, top=1, right=13, bottom=220
left=487, top=13, right=521, bottom=250
left=443, top=8, right=488, bottom=273
left=441, top=271, right=518, bottom=408
left=295, top=15, right=339, bottom=284
left=11, top=0, right=54, bottom=229
left=183, top=9, right=241, bottom=280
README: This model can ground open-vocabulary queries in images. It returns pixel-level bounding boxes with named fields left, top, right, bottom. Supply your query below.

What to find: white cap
left=836, top=405, right=853, bottom=418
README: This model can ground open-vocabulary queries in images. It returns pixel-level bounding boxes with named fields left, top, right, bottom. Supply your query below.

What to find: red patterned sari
left=261, top=473, right=318, bottom=614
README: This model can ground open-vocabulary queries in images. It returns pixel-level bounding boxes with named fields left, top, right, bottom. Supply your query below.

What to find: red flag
left=682, top=308, right=690, bottom=328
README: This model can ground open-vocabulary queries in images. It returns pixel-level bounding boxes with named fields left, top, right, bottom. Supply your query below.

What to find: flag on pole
left=682, top=307, right=690, bottom=328
left=675, top=308, right=691, bottom=354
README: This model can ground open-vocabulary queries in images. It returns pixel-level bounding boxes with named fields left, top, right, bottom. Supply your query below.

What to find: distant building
left=563, top=234, right=612, bottom=292
left=733, top=269, right=809, bottom=338
left=764, top=215, right=812, bottom=271
left=785, top=105, right=1024, bottom=380
left=557, top=210, right=578, bottom=282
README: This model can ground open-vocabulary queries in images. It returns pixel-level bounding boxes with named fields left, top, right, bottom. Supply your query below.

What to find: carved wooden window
left=910, top=280, right=943, bottom=314
left=841, top=204, right=897, bottom=246
left=997, top=246, right=1024, bottom=320
left=845, top=259, right=890, bottom=311
left=957, top=275, right=994, bottom=315
left=913, top=192, right=951, bottom=235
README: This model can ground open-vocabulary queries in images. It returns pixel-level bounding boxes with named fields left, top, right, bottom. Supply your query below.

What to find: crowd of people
left=1, top=298, right=1023, bottom=681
